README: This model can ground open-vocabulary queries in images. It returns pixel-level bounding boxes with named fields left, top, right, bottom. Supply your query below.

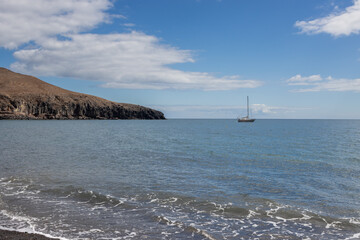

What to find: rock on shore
left=0, top=229, right=59, bottom=240
left=0, top=68, right=165, bottom=120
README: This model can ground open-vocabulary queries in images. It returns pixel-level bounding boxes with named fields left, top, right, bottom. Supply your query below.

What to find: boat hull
left=238, top=119, right=255, bottom=122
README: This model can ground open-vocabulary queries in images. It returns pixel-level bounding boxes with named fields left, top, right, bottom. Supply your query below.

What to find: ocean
left=0, top=119, right=360, bottom=239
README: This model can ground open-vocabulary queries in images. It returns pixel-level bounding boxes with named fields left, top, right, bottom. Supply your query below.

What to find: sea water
left=0, top=119, right=360, bottom=239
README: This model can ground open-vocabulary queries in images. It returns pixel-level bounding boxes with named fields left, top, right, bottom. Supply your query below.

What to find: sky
left=0, top=0, right=360, bottom=119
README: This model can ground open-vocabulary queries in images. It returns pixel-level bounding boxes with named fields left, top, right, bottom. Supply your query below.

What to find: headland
left=0, top=67, right=165, bottom=120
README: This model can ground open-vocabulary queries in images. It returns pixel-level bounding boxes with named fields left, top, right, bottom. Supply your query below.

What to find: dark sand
left=0, top=229, right=59, bottom=240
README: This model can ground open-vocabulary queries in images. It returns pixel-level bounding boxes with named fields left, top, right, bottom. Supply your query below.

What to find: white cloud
left=123, top=23, right=136, bottom=27
left=0, top=0, right=113, bottom=49
left=295, top=0, right=360, bottom=36
left=251, top=104, right=285, bottom=114
left=11, top=32, right=262, bottom=90
left=287, top=74, right=323, bottom=86
left=1, top=0, right=262, bottom=91
left=287, top=74, right=360, bottom=92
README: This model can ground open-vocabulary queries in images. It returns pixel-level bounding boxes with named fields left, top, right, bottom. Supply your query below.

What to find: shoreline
left=0, top=229, right=60, bottom=240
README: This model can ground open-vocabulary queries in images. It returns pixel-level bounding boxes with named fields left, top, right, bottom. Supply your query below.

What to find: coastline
left=0, top=229, right=60, bottom=240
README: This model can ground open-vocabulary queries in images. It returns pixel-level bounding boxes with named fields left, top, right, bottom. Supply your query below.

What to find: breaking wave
left=1, top=176, right=360, bottom=239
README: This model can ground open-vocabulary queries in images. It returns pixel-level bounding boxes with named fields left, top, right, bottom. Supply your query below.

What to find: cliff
left=0, top=68, right=165, bottom=120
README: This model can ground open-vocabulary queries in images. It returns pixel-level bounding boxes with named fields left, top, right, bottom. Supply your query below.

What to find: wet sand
left=0, top=229, right=59, bottom=240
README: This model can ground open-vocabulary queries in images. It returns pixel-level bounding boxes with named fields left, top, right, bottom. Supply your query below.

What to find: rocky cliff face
left=0, top=68, right=165, bottom=120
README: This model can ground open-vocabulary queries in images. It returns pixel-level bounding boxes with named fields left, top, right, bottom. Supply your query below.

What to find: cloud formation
left=0, top=0, right=261, bottom=91
left=287, top=74, right=322, bottom=86
left=287, top=74, right=360, bottom=92
left=251, top=104, right=290, bottom=114
left=295, top=0, right=360, bottom=36
left=0, top=0, right=112, bottom=49
left=11, top=32, right=261, bottom=90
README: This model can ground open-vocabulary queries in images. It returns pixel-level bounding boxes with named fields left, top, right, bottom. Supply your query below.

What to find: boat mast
left=247, top=96, right=249, bottom=118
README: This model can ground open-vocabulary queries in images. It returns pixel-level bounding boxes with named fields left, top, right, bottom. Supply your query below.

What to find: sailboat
left=238, top=96, right=255, bottom=122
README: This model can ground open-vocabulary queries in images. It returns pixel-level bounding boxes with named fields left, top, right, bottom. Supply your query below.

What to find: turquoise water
left=0, top=119, right=360, bottom=239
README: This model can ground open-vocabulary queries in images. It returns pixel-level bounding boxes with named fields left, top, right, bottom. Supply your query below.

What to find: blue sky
left=1, top=0, right=360, bottom=118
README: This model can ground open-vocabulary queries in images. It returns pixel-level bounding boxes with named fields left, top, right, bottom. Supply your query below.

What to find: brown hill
left=0, top=67, right=165, bottom=120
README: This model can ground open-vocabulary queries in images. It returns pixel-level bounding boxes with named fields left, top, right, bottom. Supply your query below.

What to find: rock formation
left=0, top=68, right=165, bottom=120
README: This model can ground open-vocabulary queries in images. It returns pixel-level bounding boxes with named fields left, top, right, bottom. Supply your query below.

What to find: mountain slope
left=0, top=68, right=165, bottom=120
